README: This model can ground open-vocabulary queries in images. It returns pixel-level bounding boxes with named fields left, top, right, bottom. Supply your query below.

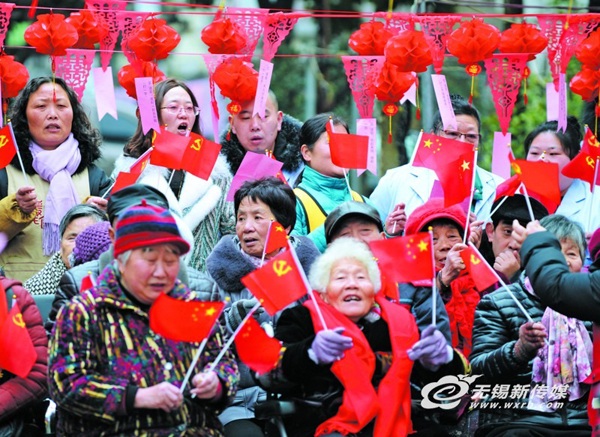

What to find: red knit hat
left=405, top=198, right=469, bottom=239
left=114, top=200, right=190, bottom=257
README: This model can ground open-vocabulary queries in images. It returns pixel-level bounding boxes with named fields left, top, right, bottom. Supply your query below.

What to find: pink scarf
left=30, top=134, right=82, bottom=255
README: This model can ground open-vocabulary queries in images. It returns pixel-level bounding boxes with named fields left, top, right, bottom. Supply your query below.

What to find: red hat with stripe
left=114, top=199, right=190, bottom=257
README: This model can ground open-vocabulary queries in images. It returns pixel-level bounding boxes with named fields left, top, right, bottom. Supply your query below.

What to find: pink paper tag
left=557, top=73, right=567, bottom=133
left=135, top=77, right=160, bottom=135
left=431, top=74, right=457, bottom=131
left=253, top=60, right=274, bottom=119
left=400, top=79, right=417, bottom=106
left=93, top=67, right=117, bottom=121
left=356, top=118, right=377, bottom=177
left=546, top=82, right=559, bottom=121
left=492, top=132, right=512, bottom=180
left=227, top=152, right=283, bottom=201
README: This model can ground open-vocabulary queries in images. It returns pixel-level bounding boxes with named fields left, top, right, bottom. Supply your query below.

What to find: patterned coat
left=48, top=263, right=239, bottom=436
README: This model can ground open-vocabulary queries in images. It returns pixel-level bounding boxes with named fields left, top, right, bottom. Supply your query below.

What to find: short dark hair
left=9, top=77, right=103, bottom=175
left=426, top=218, right=464, bottom=239
left=299, top=113, right=349, bottom=164
left=523, top=116, right=582, bottom=160
left=59, top=204, right=108, bottom=237
left=490, top=194, right=549, bottom=228
left=124, top=78, right=201, bottom=158
left=432, top=94, right=481, bottom=134
left=234, top=177, right=297, bottom=230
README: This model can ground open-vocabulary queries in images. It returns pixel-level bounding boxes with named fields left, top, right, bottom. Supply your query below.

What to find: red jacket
left=0, top=277, right=48, bottom=422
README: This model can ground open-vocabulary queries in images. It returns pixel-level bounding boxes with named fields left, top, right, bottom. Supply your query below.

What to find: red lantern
left=24, top=13, right=79, bottom=57
left=570, top=67, right=600, bottom=101
left=576, top=28, right=600, bottom=70
left=65, top=10, right=100, bottom=50
left=0, top=55, right=29, bottom=98
left=129, top=18, right=181, bottom=62
left=385, top=29, right=433, bottom=73
left=499, top=22, right=548, bottom=60
left=201, top=17, right=246, bottom=54
left=213, top=58, right=259, bottom=104
left=117, top=61, right=166, bottom=100
left=348, top=21, right=393, bottom=56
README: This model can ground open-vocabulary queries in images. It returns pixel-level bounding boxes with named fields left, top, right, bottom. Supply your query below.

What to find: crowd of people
left=2, top=75, right=600, bottom=437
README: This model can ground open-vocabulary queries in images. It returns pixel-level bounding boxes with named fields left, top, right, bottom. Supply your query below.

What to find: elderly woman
left=24, top=204, right=107, bottom=295
left=48, top=201, right=238, bottom=436
left=470, top=215, right=592, bottom=436
left=292, top=113, right=368, bottom=252
left=206, top=177, right=320, bottom=437
left=114, top=78, right=235, bottom=272
left=0, top=77, right=112, bottom=282
left=259, top=237, right=420, bottom=437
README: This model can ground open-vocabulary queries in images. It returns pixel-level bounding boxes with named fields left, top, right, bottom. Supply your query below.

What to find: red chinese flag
left=234, top=317, right=282, bottom=374
left=241, top=249, right=308, bottom=316
left=180, top=133, right=222, bottom=180
left=368, top=233, right=434, bottom=284
left=495, top=174, right=521, bottom=201
left=150, top=294, right=224, bottom=343
left=326, top=122, right=369, bottom=169
left=582, top=126, right=600, bottom=160
left=0, top=303, right=37, bottom=379
left=510, top=158, right=561, bottom=206
left=111, top=171, right=141, bottom=195
left=265, top=221, right=289, bottom=254
left=0, top=124, right=18, bottom=169
left=412, top=133, right=473, bottom=170
left=80, top=274, right=95, bottom=293
left=150, top=130, right=189, bottom=170
left=129, top=147, right=153, bottom=174
left=562, top=151, right=600, bottom=191
left=433, top=151, right=474, bottom=208
left=459, top=245, right=499, bottom=292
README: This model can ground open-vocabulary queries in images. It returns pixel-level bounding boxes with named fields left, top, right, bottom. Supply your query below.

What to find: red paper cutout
left=374, top=12, right=414, bottom=35
left=227, top=7, right=268, bottom=60
left=484, top=54, right=529, bottom=135
left=202, top=54, right=233, bottom=122
left=129, top=18, right=180, bottom=62
left=371, top=61, right=416, bottom=104
left=348, top=20, right=393, bottom=56
left=66, top=10, right=100, bottom=49
left=86, top=0, right=126, bottom=71
left=417, top=15, right=460, bottom=74
left=54, top=49, right=96, bottom=102
left=385, top=29, right=433, bottom=73
left=342, top=56, right=385, bottom=119
left=119, top=11, right=151, bottom=64
left=263, top=12, right=299, bottom=62
left=560, top=15, right=600, bottom=76
left=0, top=3, right=14, bottom=49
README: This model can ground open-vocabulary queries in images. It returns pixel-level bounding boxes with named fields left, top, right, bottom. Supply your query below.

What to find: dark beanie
left=107, top=184, right=169, bottom=224
left=491, top=194, right=549, bottom=226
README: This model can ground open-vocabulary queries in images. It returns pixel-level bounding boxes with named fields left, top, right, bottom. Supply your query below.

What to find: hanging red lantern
left=201, top=17, right=246, bottom=54
left=348, top=21, right=393, bottom=56
left=570, top=67, right=600, bottom=102
left=384, top=29, right=433, bottom=73
left=24, top=13, right=79, bottom=58
left=65, top=10, right=100, bottom=49
left=117, top=61, right=166, bottom=100
left=498, top=22, right=548, bottom=60
left=129, top=18, right=181, bottom=62
left=447, top=19, right=500, bottom=104
left=0, top=55, right=28, bottom=98
left=576, top=28, right=600, bottom=70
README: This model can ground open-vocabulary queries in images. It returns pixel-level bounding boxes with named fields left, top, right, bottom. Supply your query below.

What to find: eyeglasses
left=441, top=130, right=481, bottom=144
left=160, top=105, right=200, bottom=116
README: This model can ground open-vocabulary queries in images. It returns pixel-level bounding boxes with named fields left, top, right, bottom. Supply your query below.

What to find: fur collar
left=219, top=114, right=303, bottom=174
left=206, top=234, right=320, bottom=294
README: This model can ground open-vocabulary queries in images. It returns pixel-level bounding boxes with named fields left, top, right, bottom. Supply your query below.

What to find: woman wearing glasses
left=370, top=94, right=504, bottom=235
left=115, top=78, right=234, bottom=272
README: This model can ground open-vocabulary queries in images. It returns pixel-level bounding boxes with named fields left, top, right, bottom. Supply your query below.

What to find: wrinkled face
left=432, top=224, right=462, bottom=269
left=236, top=197, right=278, bottom=258
left=436, top=114, right=480, bottom=147
left=302, top=123, right=347, bottom=178
left=560, top=238, right=583, bottom=273
left=26, top=83, right=74, bottom=150
left=332, top=218, right=384, bottom=245
left=527, top=132, right=572, bottom=193
left=323, top=258, right=375, bottom=322
left=231, top=96, right=283, bottom=154
left=60, top=216, right=98, bottom=268
left=486, top=220, right=521, bottom=262
left=118, top=244, right=180, bottom=305
left=159, top=86, right=197, bottom=136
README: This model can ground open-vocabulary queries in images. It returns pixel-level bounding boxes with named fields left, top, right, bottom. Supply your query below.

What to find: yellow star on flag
left=206, top=307, right=217, bottom=316
left=424, top=139, right=432, bottom=148
left=418, top=240, right=428, bottom=252
left=275, top=225, right=284, bottom=232
left=461, top=160, right=470, bottom=171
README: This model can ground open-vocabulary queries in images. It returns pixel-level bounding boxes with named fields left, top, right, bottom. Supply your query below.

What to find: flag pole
left=391, top=205, right=399, bottom=235
left=519, top=183, right=536, bottom=223
left=429, top=227, right=437, bottom=327
left=588, top=157, right=599, bottom=232
left=342, top=168, right=353, bottom=198
left=180, top=338, right=208, bottom=393
left=101, top=181, right=116, bottom=199
left=8, top=123, right=28, bottom=186
left=260, top=220, right=274, bottom=267
left=408, top=129, right=424, bottom=166
left=463, top=147, right=479, bottom=245
left=480, top=195, right=509, bottom=225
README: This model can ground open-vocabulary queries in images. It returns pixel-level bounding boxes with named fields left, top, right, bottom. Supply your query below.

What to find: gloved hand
left=227, top=298, right=264, bottom=331
left=407, top=324, right=450, bottom=371
left=308, top=327, right=353, bottom=365
left=514, top=321, right=546, bottom=363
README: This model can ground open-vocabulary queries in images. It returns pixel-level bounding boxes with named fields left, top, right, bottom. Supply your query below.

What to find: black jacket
left=470, top=274, right=591, bottom=433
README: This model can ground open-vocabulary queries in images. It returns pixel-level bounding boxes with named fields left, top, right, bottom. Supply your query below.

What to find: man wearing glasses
left=370, top=94, right=505, bottom=236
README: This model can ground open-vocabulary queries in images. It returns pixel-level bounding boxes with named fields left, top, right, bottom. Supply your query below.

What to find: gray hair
left=540, top=214, right=587, bottom=260
left=117, top=250, right=132, bottom=265
left=59, top=204, right=108, bottom=237
left=309, top=237, right=381, bottom=295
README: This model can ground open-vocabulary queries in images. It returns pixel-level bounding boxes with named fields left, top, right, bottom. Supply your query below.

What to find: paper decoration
left=484, top=54, right=529, bottom=135
left=135, top=77, right=160, bottom=135
left=202, top=53, right=232, bottom=127
left=431, top=74, right=457, bottom=131
left=492, top=132, right=512, bottom=180
left=55, top=49, right=96, bottom=102
left=0, top=3, right=14, bottom=49
left=417, top=15, right=461, bottom=74
left=558, top=73, right=567, bottom=133
left=374, top=12, right=414, bottom=35
left=253, top=60, right=274, bottom=119
left=356, top=118, right=378, bottom=176
left=385, top=29, right=432, bottom=73
left=118, top=10, right=151, bottom=64
left=228, top=7, right=268, bottom=60
left=560, top=15, right=600, bottom=73
left=263, top=12, right=299, bottom=62
left=93, top=67, right=117, bottom=121
left=129, top=18, right=181, bottom=62
left=342, top=56, right=385, bottom=119
left=86, top=0, right=126, bottom=71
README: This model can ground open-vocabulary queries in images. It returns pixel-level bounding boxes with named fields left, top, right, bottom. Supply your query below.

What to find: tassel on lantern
left=466, top=63, right=482, bottom=106
left=28, top=0, right=38, bottom=19
left=383, top=103, right=398, bottom=144
left=523, top=66, right=530, bottom=105
left=416, top=81, right=421, bottom=120
left=226, top=101, right=242, bottom=141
